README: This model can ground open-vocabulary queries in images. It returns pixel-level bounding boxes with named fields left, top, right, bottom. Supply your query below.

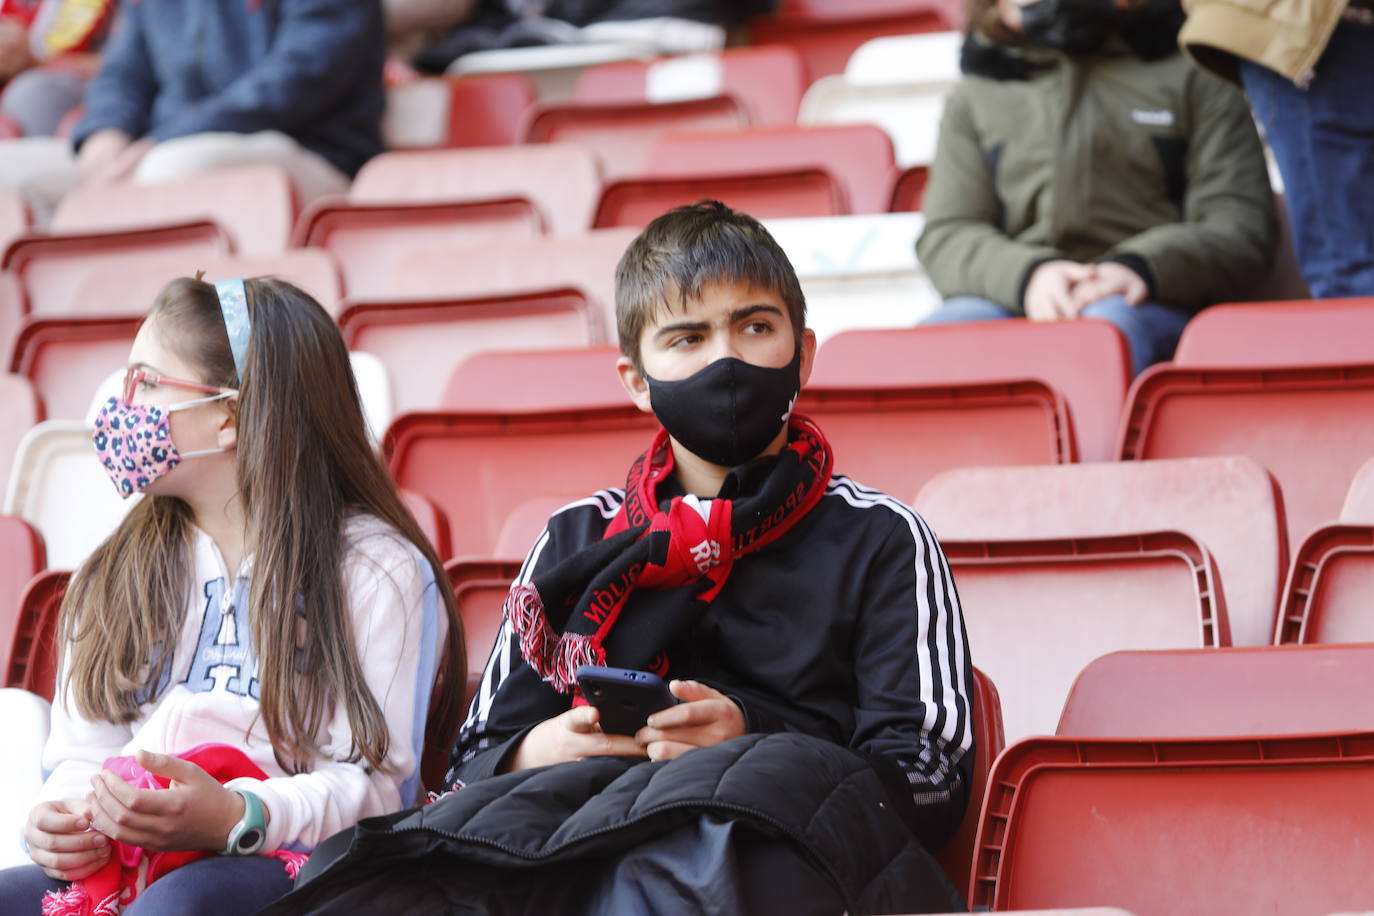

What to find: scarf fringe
left=507, top=583, right=601, bottom=693
left=274, top=851, right=310, bottom=880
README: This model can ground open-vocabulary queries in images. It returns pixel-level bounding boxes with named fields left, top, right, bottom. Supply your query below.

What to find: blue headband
left=214, top=278, right=252, bottom=380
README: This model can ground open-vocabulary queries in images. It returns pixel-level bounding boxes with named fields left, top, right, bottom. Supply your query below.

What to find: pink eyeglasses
left=122, top=365, right=233, bottom=406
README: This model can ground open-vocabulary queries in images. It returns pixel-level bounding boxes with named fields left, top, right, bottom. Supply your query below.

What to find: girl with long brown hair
left=0, top=276, right=464, bottom=916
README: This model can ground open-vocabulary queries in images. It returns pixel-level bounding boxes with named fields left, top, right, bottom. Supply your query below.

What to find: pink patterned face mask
left=92, top=393, right=234, bottom=499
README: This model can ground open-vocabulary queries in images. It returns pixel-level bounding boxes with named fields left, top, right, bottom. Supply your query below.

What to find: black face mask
left=1019, top=0, right=1118, bottom=53
left=644, top=350, right=802, bottom=469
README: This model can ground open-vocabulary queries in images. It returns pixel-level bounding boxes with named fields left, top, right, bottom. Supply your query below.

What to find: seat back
left=1118, top=363, right=1374, bottom=550
left=392, top=229, right=639, bottom=333
left=385, top=73, right=538, bottom=149
left=945, top=531, right=1227, bottom=743
left=522, top=95, right=748, bottom=179
left=51, top=165, right=296, bottom=256
left=3, top=422, right=136, bottom=571
left=3, top=223, right=231, bottom=316
left=763, top=212, right=940, bottom=343
left=594, top=168, right=846, bottom=229
left=646, top=124, right=898, bottom=214
left=446, top=559, right=524, bottom=679
left=813, top=321, right=1130, bottom=462
left=573, top=45, right=806, bottom=127
left=935, top=666, right=1004, bottom=901
left=1172, top=298, right=1374, bottom=368
left=915, top=458, right=1286, bottom=647
left=443, top=347, right=628, bottom=411
left=6, top=570, right=68, bottom=702
left=349, top=144, right=602, bottom=236
left=0, top=373, right=41, bottom=498
left=10, top=317, right=140, bottom=420
left=339, top=289, right=605, bottom=414
left=1059, top=645, right=1374, bottom=737
left=800, top=380, right=1074, bottom=500
left=385, top=407, right=658, bottom=559
left=970, top=733, right=1374, bottom=914
left=889, top=164, right=929, bottom=211
left=0, top=517, right=45, bottom=678
left=294, top=197, right=545, bottom=298
left=1342, top=457, right=1374, bottom=520
left=400, top=490, right=452, bottom=563
left=1277, top=525, right=1374, bottom=644
left=749, top=0, right=952, bottom=83
left=65, top=250, right=345, bottom=319
left=0, top=188, right=27, bottom=254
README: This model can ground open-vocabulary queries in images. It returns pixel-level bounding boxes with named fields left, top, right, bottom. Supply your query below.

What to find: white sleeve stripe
left=825, top=478, right=973, bottom=768
left=464, top=490, right=626, bottom=735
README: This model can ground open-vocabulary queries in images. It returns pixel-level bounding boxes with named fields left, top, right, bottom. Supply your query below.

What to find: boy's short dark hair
left=614, top=200, right=807, bottom=370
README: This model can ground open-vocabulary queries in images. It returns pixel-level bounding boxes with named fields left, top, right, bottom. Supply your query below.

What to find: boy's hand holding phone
left=635, top=680, right=745, bottom=762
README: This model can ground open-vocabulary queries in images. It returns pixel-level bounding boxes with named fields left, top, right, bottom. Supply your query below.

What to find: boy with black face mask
left=916, top=0, right=1278, bottom=376
left=259, top=202, right=974, bottom=916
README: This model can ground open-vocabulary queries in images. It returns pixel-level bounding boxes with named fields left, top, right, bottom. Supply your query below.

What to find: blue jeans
left=1240, top=20, right=1374, bottom=298
left=919, top=295, right=1191, bottom=376
left=0, top=856, right=294, bottom=916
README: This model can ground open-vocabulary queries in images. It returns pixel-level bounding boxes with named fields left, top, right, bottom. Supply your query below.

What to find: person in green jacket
left=916, top=0, right=1277, bottom=375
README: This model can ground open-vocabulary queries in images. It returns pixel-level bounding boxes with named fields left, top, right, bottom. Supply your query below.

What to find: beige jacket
left=1179, top=0, right=1350, bottom=86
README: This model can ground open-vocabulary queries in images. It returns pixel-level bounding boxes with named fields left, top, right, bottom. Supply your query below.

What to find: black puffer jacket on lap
left=257, top=734, right=964, bottom=916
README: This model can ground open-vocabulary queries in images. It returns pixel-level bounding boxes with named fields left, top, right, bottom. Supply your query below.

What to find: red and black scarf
left=508, top=414, right=834, bottom=694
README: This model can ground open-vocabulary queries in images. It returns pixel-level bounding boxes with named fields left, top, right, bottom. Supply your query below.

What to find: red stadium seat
left=6, top=569, right=68, bottom=702
left=813, top=321, right=1130, bottom=463
left=0, top=272, right=20, bottom=363
left=0, top=188, right=27, bottom=254
left=493, top=496, right=571, bottom=558
left=749, top=0, right=952, bottom=84
left=446, top=558, right=523, bottom=712
left=1059, top=644, right=1374, bottom=738
left=889, top=164, right=929, bottom=212
left=10, top=316, right=140, bottom=420
left=338, top=289, right=606, bottom=414
left=1278, top=525, right=1374, bottom=644
left=3, top=222, right=231, bottom=316
left=65, top=250, right=345, bottom=319
left=385, top=407, right=658, bottom=559
left=444, top=73, right=538, bottom=147
left=935, top=667, right=1004, bottom=903
left=969, top=733, right=1374, bottom=914
left=1343, top=456, right=1374, bottom=520
left=521, top=95, right=748, bottom=179
left=593, top=168, right=846, bottom=229
left=572, top=45, right=806, bottom=128
left=392, top=229, right=638, bottom=333
left=915, top=458, right=1287, bottom=648
left=799, top=380, right=1074, bottom=500
left=0, top=517, right=46, bottom=678
left=945, top=531, right=1227, bottom=742
left=0, top=113, right=20, bottom=139
left=1117, top=363, right=1374, bottom=551
left=400, top=489, right=452, bottom=562
left=1172, top=297, right=1374, bottom=368
left=443, top=347, right=628, bottom=411
left=51, top=165, right=296, bottom=256
left=348, top=144, right=603, bottom=236
left=0, top=372, right=41, bottom=495
left=645, top=124, right=898, bottom=214
left=293, top=197, right=545, bottom=298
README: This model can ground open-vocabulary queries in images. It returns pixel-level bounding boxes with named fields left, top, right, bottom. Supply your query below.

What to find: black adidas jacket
left=451, top=460, right=976, bottom=852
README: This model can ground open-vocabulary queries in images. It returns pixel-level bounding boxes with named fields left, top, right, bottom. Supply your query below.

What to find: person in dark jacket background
left=916, top=0, right=1277, bottom=375
left=266, top=201, right=975, bottom=915
left=68, top=0, right=384, bottom=203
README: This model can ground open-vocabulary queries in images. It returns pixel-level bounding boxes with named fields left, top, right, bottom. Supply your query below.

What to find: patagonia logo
left=1131, top=108, right=1175, bottom=127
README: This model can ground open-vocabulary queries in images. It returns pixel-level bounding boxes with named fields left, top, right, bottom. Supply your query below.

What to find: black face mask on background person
left=644, top=348, right=803, bottom=469
left=1018, top=0, right=1119, bottom=53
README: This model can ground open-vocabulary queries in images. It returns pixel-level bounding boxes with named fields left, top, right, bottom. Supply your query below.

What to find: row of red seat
left=7, top=551, right=1372, bottom=915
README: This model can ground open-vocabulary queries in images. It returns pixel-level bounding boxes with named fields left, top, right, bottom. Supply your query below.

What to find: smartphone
left=575, top=665, right=679, bottom=736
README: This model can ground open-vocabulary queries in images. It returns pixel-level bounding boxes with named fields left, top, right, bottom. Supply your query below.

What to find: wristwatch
left=222, top=788, right=267, bottom=856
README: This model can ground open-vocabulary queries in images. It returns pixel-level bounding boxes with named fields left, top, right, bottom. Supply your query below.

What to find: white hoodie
left=38, top=515, right=445, bottom=854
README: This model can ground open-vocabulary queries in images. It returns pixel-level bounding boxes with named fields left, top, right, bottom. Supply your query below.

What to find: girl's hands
left=25, top=799, right=111, bottom=881
left=634, top=680, right=745, bottom=761
left=506, top=705, right=648, bottom=773
left=86, top=750, right=252, bottom=853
